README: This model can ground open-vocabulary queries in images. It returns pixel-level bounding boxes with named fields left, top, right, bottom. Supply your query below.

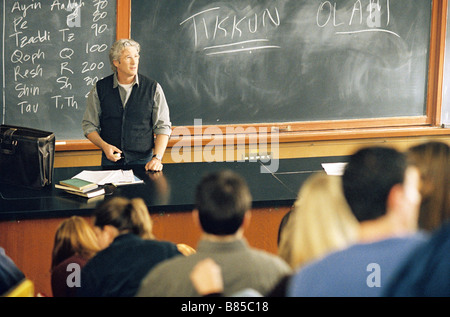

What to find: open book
left=71, top=169, right=144, bottom=186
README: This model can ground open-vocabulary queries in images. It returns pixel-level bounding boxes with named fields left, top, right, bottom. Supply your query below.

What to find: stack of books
left=55, top=178, right=106, bottom=198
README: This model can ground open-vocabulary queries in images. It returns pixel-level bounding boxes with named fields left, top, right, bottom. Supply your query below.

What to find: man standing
left=82, top=39, right=171, bottom=171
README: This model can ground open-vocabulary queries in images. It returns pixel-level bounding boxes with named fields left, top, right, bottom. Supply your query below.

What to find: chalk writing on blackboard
left=178, top=1, right=399, bottom=58
left=180, top=6, right=281, bottom=55
left=317, top=0, right=399, bottom=38
left=2, top=0, right=115, bottom=140
left=132, top=0, right=431, bottom=126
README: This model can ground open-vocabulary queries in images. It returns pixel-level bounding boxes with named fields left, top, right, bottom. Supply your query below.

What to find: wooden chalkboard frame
left=441, top=0, right=450, bottom=126
left=56, top=0, right=449, bottom=151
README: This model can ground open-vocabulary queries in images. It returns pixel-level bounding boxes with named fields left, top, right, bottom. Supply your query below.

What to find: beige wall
left=55, top=135, right=450, bottom=168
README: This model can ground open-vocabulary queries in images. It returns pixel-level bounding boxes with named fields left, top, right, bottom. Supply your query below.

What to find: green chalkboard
left=1, top=0, right=116, bottom=140
left=131, top=0, right=432, bottom=126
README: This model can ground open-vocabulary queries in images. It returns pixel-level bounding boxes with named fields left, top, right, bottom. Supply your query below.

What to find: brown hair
left=195, top=170, right=252, bottom=235
left=93, top=197, right=155, bottom=239
left=51, top=216, right=101, bottom=270
left=407, top=141, right=450, bottom=231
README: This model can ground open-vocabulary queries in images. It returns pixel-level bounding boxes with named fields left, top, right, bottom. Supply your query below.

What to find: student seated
left=272, top=172, right=359, bottom=296
left=278, top=172, right=359, bottom=270
left=384, top=221, right=450, bottom=297
left=51, top=216, right=101, bottom=297
left=136, top=170, right=291, bottom=297
left=77, top=197, right=183, bottom=297
left=287, top=146, right=427, bottom=297
left=0, top=247, right=25, bottom=295
left=406, top=141, right=449, bottom=232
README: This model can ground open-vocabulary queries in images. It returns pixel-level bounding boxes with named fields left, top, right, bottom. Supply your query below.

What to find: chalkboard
left=131, top=0, right=432, bottom=126
left=1, top=0, right=116, bottom=140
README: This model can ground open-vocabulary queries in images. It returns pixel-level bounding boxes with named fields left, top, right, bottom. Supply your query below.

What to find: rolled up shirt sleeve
left=153, top=83, right=172, bottom=136
left=82, top=85, right=102, bottom=137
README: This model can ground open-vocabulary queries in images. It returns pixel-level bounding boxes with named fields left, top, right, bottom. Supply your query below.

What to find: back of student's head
left=195, top=170, right=252, bottom=235
left=51, top=216, right=101, bottom=270
left=93, top=197, right=154, bottom=239
left=342, top=146, right=407, bottom=222
left=407, top=141, right=450, bottom=231
left=278, top=173, right=359, bottom=269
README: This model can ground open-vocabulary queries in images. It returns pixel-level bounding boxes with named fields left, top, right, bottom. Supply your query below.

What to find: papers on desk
left=72, top=169, right=144, bottom=186
left=321, top=162, right=347, bottom=176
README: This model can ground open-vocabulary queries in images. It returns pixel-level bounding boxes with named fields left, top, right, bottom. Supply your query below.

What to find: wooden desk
left=0, top=156, right=347, bottom=296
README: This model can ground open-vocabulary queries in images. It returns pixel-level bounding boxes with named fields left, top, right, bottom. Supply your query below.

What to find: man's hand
left=103, top=144, right=122, bottom=162
left=86, top=132, right=122, bottom=163
left=190, top=258, right=223, bottom=296
left=145, top=156, right=163, bottom=171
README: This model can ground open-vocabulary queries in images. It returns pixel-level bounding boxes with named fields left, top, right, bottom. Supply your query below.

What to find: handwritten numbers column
left=83, top=0, right=109, bottom=93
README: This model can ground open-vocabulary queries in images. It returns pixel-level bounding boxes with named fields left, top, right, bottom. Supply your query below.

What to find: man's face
left=114, top=46, right=139, bottom=78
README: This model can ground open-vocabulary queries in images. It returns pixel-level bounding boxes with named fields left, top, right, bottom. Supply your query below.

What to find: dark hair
left=342, top=146, right=407, bottom=222
left=93, top=197, right=154, bottom=239
left=195, top=170, right=252, bottom=235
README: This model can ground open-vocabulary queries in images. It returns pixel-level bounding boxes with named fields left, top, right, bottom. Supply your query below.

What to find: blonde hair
left=93, top=197, right=154, bottom=240
left=51, top=216, right=101, bottom=270
left=278, top=173, right=359, bottom=269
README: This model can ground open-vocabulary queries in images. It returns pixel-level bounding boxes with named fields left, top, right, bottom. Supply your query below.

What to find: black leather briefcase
left=0, top=125, right=55, bottom=189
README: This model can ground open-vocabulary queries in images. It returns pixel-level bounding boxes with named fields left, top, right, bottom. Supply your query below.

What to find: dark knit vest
left=97, top=74, right=157, bottom=163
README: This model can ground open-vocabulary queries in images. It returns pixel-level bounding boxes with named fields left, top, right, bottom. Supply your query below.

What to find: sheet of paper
left=112, top=170, right=144, bottom=186
left=73, top=170, right=139, bottom=185
left=321, top=162, right=347, bottom=176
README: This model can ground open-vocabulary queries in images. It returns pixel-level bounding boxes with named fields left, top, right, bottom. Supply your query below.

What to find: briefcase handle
left=0, top=128, right=18, bottom=155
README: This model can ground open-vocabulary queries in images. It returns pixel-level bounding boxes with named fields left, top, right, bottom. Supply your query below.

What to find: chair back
left=3, top=279, right=34, bottom=297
